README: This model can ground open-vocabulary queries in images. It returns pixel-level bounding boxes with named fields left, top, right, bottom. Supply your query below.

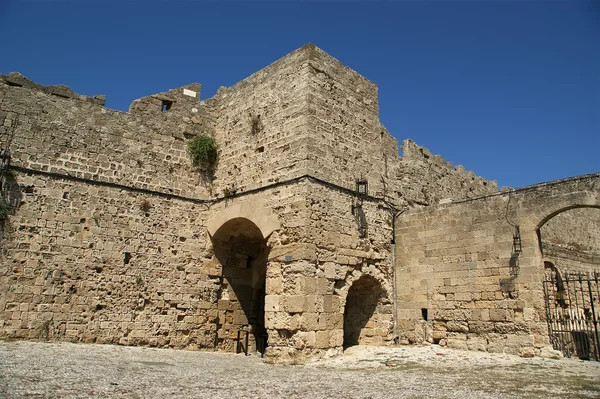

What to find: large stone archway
left=207, top=200, right=281, bottom=354
left=211, top=217, right=270, bottom=353
left=537, top=205, right=600, bottom=274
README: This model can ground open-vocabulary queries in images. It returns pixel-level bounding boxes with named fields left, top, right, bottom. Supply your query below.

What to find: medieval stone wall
left=394, top=174, right=600, bottom=356
left=0, top=168, right=312, bottom=351
left=2, top=43, right=594, bottom=363
left=396, top=139, right=498, bottom=205
left=303, top=45, right=498, bottom=207
left=0, top=76, right=213, bottom=199
left=0, top=57, right=315, bottom=354
left=208, top=46, right=313, bottom=195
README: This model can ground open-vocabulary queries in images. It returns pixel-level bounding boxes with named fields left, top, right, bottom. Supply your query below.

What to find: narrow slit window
left=161, top=100, right=173, bottom=112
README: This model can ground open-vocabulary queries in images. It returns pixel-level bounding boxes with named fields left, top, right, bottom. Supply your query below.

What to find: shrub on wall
left=187, top=135, right=218, bottom=168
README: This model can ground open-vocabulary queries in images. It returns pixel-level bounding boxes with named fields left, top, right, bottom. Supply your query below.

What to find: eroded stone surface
left=0, top=44, right=598, bottom=363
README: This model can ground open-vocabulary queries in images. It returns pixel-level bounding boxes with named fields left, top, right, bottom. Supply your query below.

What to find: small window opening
left=421, top=308, right=428, bottom=321
left=161, top=100, right=173, bottom=112
left=256, top=146, right=264, bottom=153
left=123, top=252, right=132, bottom=265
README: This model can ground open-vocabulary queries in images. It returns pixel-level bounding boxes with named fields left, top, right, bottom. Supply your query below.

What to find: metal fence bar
left=544, top=270, right=600, bottom=361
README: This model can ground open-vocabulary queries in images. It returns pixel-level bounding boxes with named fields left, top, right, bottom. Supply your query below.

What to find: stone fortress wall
left=394, top=175, right=600, bottom=356
left=0, top=44, right=597, bottom=362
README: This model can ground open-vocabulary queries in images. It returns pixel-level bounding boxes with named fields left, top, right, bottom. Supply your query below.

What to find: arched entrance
left=538, top=207, right=600, bottom=360
left=343, top=275, right=389, bottom=348
left=211, top=217, right=269, bottom=354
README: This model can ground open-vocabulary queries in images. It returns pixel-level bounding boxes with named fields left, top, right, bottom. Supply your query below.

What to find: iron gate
left=543, top=269, right=600, bottom=361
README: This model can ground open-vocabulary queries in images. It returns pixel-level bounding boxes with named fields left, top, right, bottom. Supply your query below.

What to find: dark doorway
left=212, top=218, right=269, bottom=354
left=343, top=275, right=386, bottom=348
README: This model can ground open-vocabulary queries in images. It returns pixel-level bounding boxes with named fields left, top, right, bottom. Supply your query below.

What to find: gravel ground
left=0, top=341, right=599, bottom=398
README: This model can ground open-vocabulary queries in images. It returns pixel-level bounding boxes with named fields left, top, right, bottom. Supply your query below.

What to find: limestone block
left=336, top=255, right=361, bottom=266
left=539, top=346, right=562, bottom=359
left=324, top=262, right=347, bottom=280
left=446, top=339, right=468, bottom=350
left=289, top=314, right=301, bottom=331
left=305, top=295, right=318, bottom=313
left=264, top=295, right=281, bottom=312
left=323, top=295, right=342, bottom=313
left=301, top=313, right=319, bottom=330
left=470, top=309, right=489, bottom=321
left=328, top=313, right=343, bottom=329
left=330, top=329, right=344, bottom=347
left=315, top=330, right=331, bottom=349
left=269, top=243, right=317, bottom=262
left=297, top=331, right=316, bottom=348
left=266, top=277, right=283, bottom=295
left=518, top=347, right=537, bottom=358
left=489, top=309, right=508, bottom=322
left=446, top=321, right=469, bottom=333
left=302, top=278, right=317, bottom=294
left=466, top=336, right=487, bottom=351
left=284, top=295, right=306, bottom=313
left=232, top=310, right=248, bottom=325
left=432, top=329, right=447, bottom=341
left=284, top=261, right=317, bottom=276
left=522, top=307, right=536, bottom=322
left=454, top=292, right=472, bottom=302
left=316, top=278, right=331, bottom=295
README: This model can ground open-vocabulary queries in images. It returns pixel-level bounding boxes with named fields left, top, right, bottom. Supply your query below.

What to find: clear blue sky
left=1, top=0, right=598, bottom=189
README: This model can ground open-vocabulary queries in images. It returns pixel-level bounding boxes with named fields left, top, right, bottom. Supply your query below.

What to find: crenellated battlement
left=0, top=72, right=106, bottom=106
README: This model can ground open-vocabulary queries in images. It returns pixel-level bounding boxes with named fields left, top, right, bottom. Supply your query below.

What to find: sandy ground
left=0, top=341, right=599, bottom=398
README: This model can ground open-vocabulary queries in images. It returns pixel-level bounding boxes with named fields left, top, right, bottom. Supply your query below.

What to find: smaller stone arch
left=342, top=273, right=392, bottom=348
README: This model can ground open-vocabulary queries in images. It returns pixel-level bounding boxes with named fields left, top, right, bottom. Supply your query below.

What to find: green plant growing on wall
left=187, top=135, right=218, bottom=168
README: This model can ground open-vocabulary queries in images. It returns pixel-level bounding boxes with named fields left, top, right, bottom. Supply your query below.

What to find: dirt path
left=0, top=341, right=598, bottom=398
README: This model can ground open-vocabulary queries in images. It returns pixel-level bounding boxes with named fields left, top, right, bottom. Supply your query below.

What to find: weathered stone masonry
left=395, top=174, right=600, bottom=356
left=0, top=44, right=597, bottom=362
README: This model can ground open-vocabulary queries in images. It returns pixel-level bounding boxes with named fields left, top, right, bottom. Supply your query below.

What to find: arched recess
left=536, top=205, right=600, bottom=275
left=343, top=274, right=391, bottom=348
left=211, top=217, right=270, bottom=354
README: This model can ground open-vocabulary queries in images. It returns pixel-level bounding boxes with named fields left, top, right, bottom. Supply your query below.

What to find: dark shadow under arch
left=211, top=217, right=269, bottom=354
left=343, top=275, right=386, bottom=348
